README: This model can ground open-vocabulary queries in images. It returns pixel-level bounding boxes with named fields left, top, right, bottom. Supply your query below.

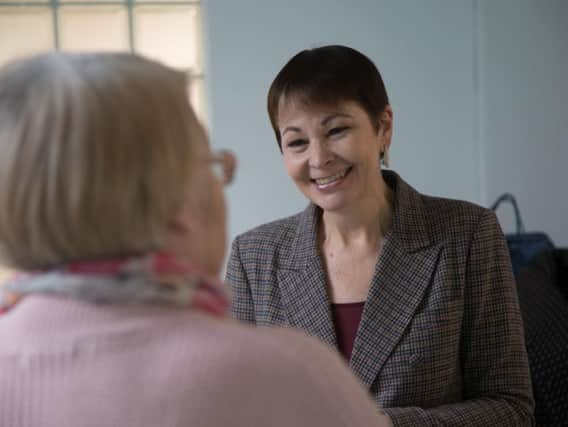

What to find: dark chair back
left=491, top=193, right=554, bottom=277
left=516, top=250, right=568, bottom=426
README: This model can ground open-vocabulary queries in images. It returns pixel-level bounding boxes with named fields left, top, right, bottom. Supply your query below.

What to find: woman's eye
left=328, top=126, right=349, bottom=137
left=286, top=139, right=307, bottom=148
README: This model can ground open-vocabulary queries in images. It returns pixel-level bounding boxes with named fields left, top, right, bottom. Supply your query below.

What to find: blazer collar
left=277, top=203, right=337, bottom=347
left=288, top=202, right=320, bottom=272
left=278, top=171, right=441, bottom=368
left=383, top=170, right=432, bottom=253
left=349, top=171, right=442, bottom=387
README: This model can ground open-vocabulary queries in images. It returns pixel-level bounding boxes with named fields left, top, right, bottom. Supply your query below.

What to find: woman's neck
left=319, top=178, right=393, bottom=250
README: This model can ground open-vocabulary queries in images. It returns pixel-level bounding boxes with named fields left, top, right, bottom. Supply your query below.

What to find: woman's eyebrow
left=281, top=113, right=353, bottom=136
left=282, top=126, right=302, bottom=136
left=321, top=113, right=352, bottom=126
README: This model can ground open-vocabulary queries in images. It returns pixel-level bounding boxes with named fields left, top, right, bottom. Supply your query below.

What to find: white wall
left=479, top=0, right=568, bottom=244
left=203, top=0, right=568, bottom=247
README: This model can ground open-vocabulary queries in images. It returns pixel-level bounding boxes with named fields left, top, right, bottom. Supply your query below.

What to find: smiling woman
left=226, top=45, right=535, bottom=426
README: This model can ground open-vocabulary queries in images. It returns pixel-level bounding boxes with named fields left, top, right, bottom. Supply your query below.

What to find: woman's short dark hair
left=267, top=45, right=390, bottom=150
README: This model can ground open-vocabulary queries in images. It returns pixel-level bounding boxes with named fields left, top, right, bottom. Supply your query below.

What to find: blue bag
left=490, top=193, right=555, bottom=277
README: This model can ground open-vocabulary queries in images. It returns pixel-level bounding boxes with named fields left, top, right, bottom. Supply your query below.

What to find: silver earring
left=380, top=147, right=390, bottom=168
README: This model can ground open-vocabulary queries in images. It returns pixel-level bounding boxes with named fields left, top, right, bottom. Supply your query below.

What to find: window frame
left=0, top=0, right=205, bottom=119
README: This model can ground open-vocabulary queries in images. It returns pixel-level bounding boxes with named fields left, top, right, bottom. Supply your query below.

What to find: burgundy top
left=330, top=302, right=365, bottom=361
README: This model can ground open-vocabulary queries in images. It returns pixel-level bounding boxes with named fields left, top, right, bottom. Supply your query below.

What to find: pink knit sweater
left=0, top=295, right=390, bottom=427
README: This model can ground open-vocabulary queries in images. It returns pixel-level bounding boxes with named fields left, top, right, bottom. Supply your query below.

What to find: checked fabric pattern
left=226, top=170, right=534, bottom=426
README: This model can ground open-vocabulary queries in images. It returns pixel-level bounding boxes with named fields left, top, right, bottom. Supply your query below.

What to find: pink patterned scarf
left=0, top=253, right=230, bottom=316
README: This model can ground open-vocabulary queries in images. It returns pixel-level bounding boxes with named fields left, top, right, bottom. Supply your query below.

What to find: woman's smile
left=311, top=166, right=353, bottom=190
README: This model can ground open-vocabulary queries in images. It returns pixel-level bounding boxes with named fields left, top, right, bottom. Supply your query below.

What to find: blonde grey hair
left=0, top=52, right=201, bottom=270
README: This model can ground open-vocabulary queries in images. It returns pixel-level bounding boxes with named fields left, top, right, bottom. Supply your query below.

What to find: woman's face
left=278, top=99, right=392, bottom=213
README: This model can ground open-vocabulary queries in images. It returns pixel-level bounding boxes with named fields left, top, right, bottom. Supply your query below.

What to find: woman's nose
left=308, top=140, right=334, bottom=168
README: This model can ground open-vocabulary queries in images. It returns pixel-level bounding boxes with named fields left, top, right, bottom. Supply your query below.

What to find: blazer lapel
left=350, top=172, right=442, bottom=388
left=277, top=205, right=337, bottom=348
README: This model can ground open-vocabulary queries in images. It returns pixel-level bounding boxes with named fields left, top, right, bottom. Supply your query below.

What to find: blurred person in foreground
left=227, top=45, right=534, bottom=426
left=0, top=52, right=391, bottom=427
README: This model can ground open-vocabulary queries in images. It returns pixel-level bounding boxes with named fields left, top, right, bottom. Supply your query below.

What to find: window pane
left=59, top=6, right=129, bottom=52
left=59, top=0, right=125, bottom=2
left=0, top=0, right=48, bottom=3
left=0, top=8, right=54, bottom=67
left=134, top=5, right=201, bottom=71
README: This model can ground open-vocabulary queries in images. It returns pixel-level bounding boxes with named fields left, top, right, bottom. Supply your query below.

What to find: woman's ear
left=162, top=202, right=196, bottom=258
left=378, top=105, right=394, bottom=150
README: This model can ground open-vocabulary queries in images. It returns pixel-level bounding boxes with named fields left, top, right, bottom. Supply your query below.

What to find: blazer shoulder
left=420, top=194, right=494, bottom=239
left=235, top=211, right=303, bottom=248
left=230, top=210, right=308, bottom=272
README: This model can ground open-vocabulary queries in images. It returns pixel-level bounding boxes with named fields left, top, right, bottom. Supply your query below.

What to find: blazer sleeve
left=226, top=236, right=256, bottom=323
left=384, top=210, right=535, bottom=427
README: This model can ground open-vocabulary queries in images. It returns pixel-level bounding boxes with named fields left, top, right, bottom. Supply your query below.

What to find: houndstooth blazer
left=226, top=171, right=534, bottom=426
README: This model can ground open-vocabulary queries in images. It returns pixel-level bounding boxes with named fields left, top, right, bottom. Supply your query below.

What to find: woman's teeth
left=314, top=168, right=349, bottom=186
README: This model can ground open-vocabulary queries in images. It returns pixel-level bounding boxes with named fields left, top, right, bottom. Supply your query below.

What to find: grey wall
left=203, top=0, right=568, bottom=247
left=479, top=0, right=568, bottom=244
